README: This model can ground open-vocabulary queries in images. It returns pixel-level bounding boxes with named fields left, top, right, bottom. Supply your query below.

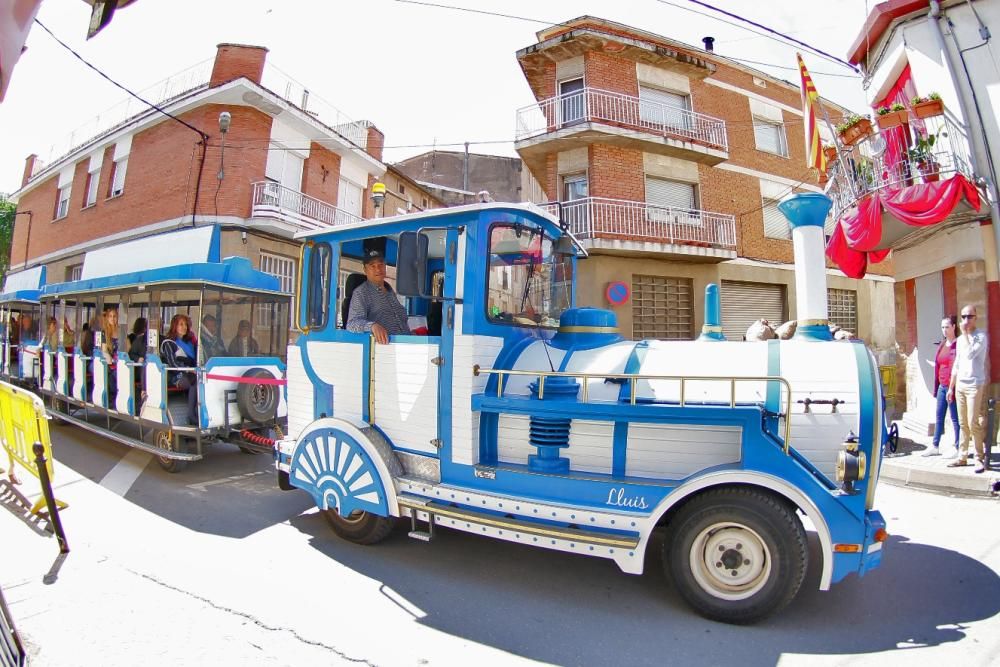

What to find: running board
left=52, top=411, right=202, bottom=461
left=397, top=494, right=640, bottom=549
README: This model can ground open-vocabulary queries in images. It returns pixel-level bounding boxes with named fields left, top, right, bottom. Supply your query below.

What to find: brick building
left=8, top=43, right=436, bottom=301
left=514, top=17, right=896, bottom=353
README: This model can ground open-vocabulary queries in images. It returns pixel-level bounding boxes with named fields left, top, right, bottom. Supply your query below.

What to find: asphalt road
left=3, top=426, right=1000, bottom=666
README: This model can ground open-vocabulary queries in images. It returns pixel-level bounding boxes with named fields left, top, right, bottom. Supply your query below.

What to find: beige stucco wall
left=577, top=255, right=895, bottom=351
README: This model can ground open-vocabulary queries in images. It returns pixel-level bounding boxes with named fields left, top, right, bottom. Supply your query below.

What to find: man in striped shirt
left=346, top=248, right=411, bottom=344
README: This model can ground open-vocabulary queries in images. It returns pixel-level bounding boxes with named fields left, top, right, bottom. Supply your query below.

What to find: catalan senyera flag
left=797, top=53, right=826, bottom=173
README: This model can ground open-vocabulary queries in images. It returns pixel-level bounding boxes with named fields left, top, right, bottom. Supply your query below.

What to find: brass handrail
left=472, top=366, right=793, bottom=454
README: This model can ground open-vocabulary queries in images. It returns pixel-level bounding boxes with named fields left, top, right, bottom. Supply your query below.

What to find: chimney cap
left=215, top=43, right=269, bottom=53
left=702, top=36, right=715, bottom=52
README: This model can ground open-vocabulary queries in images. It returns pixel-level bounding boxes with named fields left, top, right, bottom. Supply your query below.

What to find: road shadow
left=0, top=480, right=52, bottom=538
left=290, top=515, right=1000, bottom=666
left=50, top=425, right=314, bottom=539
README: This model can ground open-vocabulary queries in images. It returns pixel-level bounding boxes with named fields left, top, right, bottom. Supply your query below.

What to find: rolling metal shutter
left=645, top=177, right=696, bottom=210
left=631, top=275, right=694, bottom=340
left=720, top=280, right=786, bottom=341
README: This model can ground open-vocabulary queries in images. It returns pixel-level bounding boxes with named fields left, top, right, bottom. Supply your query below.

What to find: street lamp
left=371, top=182, right=386, bottom=217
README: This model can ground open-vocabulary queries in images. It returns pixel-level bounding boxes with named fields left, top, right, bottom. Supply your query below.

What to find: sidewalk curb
left=881, top=457, right=1000, bottom=497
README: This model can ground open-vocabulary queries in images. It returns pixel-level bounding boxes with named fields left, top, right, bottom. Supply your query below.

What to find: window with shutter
left=645, top=177, right=699, bottom=226
left=560, top=78, right=585, bottom=126
left=259, top=251, right=297, bottom=327
left=753, top=119, right=788, bottom=156
left=720, top=281, right=787, bottom=340
left=338, top=178, right=363, bottom=220
left=639, top=86, right=691, bottom=130
left=631, top=275, right=694, bottom=340
left=762, top=199, right=790, bottom=239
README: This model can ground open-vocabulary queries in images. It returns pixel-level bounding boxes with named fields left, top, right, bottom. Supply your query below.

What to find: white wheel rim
left=690, top=522, right=771, bottom=601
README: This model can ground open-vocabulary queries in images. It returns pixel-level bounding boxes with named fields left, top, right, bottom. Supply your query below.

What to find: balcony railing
left=33, top=61, right=369, bottom=181
left=543, top=197, right=736, bottom=249
left=251, top=181, right=362, bottom=231
left=826, top=112, right=979, bottom=219
left=516, top=87, right=728, bottom=152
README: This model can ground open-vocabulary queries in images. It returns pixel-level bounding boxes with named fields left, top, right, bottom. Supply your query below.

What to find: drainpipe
left=928, top=1, right=1000, bottom=256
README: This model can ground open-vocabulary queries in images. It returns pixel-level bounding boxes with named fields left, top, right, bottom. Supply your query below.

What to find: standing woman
left=160, top=314, right=199, bottom=426
left=925, top=314, right=960, bottom=457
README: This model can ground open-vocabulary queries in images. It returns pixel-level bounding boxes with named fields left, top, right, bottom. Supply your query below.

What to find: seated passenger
left=200, top=315, right=228, bottom=362
left=160, top=314, right=198, bottom=426
left=62, top=318, right=76, bottom=351
left=101, top=305, right=120, bottom=364
left=345, top=248, right=411, bottom=345
left=19, top=313, right=37, bottom=342
left=128, top=318, right=147, bottom=363
left=227, top=319, right=259, bottom=357
left=43, top=317, right=59, bottom=350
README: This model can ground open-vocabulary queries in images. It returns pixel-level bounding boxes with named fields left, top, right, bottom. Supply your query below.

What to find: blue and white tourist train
left=1, top=226, right=292, bottom=472
left=275, top=193, right=888, bottom=624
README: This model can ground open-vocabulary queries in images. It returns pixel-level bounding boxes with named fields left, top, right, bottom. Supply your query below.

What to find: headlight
left=836, top=449, right=867, bottom=494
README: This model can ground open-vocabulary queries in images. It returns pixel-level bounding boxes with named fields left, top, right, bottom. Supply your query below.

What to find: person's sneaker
left=922, top=447, right=941, bottom=457
left=975, top=461, right=986, bottom=473
left=945, top=450, right=960, bottom=459
left=947, top=458, right=969, bottom=467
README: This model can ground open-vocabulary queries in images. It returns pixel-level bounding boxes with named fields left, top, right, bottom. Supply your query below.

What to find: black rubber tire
left=154, top=430, right=189, bottom=474
left=665, top=487, right=807, bottom=625
left=236, top=368, right=279, bottom=424
left=323, top=508, right=395, bottom=545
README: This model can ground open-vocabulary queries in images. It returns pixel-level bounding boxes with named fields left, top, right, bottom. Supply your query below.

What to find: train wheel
left=665, top=488, right=806, bottom=625
left=322, top=508, right=395, bottom=545
left=154, top=429, right=189, bottom=473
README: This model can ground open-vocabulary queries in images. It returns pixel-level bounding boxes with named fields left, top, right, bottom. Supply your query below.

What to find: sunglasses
left=961, top=314, right=976, bottom=319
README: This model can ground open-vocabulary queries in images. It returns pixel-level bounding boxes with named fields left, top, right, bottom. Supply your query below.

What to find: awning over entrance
left=827, top=173, right=983, bottom=278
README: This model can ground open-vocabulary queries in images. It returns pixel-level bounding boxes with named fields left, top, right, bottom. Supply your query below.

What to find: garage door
left=632, top=274, right=694, bottom=340
left=720, top=280, right=786, bottom=341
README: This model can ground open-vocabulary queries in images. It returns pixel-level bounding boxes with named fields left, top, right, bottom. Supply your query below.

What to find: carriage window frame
left=305, top=242, right=333, bottom=330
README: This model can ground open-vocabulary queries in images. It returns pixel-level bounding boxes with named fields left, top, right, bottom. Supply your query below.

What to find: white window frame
left=55, top=185, right=71, bottom=220
left=753, top=117, right=788, bottom=157
left=69, top=265, right=83, bottom=282
left=638, top=85, right=692, bottom=130
left=259, top=251, right=297, bottom=327
left=109, top=157, right=128, bottom=198
left=762, top=198, right=790, bottom=240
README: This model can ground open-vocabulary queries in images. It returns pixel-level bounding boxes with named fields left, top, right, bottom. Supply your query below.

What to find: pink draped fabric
left=826, top=174, right=982, bottom=278
left=872, top=65, right=917, bottom=182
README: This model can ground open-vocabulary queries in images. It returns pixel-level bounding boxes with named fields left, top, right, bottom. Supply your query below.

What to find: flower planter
left=823, top=146, right=838, bottom=163
left=917, top=161, right=940, bottom=183
left=839, top=118, right=874, bottom=146
left=913, top=99, right=944, bottom=119
left=876, top=110, right=909, bottom=130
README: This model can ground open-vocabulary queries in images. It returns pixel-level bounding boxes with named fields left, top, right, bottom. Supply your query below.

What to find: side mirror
left=396, top=231, right=428, bottom=297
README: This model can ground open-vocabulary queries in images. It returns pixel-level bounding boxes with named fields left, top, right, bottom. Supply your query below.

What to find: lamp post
left=371, top=182, right=386, bottom=218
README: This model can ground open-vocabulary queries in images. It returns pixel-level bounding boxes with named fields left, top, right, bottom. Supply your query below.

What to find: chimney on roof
left=702, top=36, right=715, bottom=52
left=22, top=154, right=38, bottom=188
left=210, top=44, right=269, bottom=88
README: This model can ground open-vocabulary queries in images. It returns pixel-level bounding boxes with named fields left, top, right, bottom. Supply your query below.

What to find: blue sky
left=0, top=0, right=873, bottom=193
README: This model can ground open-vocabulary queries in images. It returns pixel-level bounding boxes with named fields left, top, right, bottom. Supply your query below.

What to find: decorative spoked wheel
left=886, top=422, right=900, bottom=454
left=666, top=488, right=806, bottom=625
left=322, top=507, right=395, bottom=545
left=154, top=429, right=188, bottom=473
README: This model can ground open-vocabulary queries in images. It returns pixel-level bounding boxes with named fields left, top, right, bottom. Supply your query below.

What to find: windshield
left=486, top=223, right=573, bottom=329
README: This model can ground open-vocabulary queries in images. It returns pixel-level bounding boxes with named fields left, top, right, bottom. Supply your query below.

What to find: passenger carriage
left=38, top=226, right=291, bottom=472
left=0, top=266, right=46, bottom=387
left=273, top=195, right=887, bottom=623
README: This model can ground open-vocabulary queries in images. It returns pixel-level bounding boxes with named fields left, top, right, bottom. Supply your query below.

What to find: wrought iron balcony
left=251, top=181, right=362, bottom=231
left=543, top=197, right=736, bottom=255
left=515, top=87, right=728, bottom=153
left=826, top=112, right=982, bottom=221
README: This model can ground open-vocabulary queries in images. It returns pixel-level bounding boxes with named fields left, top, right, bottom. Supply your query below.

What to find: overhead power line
left=33, top=19, right=209, bottom=141
left=667, top=0, right=860, bottom=72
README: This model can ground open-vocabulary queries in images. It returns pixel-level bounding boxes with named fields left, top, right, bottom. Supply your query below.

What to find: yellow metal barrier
left=879, top=365, right=897, bottom=398
left=0, top=380, right=66, bottom=515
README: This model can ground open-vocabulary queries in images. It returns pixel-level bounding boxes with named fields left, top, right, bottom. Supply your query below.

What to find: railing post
left=33, top=442, right=69, bottom=554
